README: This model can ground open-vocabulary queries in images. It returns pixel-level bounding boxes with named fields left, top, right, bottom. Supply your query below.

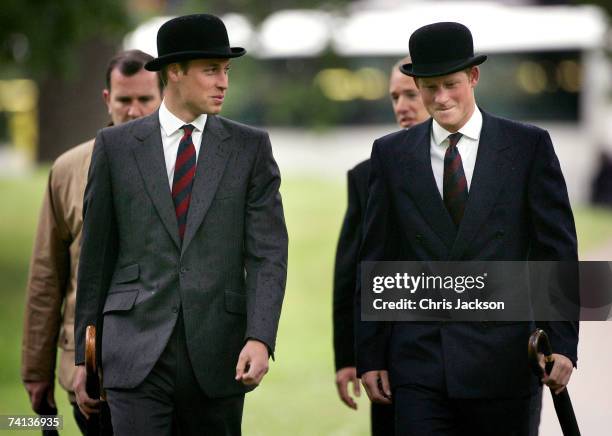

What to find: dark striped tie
left=172, top=124, right=197, bottom=241
left=443, top=132, right=468, bottom=227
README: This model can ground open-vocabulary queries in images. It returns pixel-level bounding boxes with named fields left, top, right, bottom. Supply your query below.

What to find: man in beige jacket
left=21, top=49, right=162, bottom=433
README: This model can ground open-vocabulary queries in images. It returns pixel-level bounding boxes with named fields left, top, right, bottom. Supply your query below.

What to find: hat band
left=412, top=57, right=475, bottom=73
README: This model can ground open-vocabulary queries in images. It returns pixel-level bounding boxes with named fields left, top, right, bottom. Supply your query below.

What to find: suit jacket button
left=172, top=306, right=179, bottom=313
left=416, top=234, right=423, bottom=242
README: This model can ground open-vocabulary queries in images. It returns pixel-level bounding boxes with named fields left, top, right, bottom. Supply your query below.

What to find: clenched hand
left=73, top=365, right=100, bottom=419
left=361, top=370, right=392, bottom=405
left=235, top=339, right=269, bottom=386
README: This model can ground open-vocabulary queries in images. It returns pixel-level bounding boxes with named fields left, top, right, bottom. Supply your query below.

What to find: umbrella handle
left=527, top=328, right=554, bottom=377
left=528, top=329, right=581, bottom=436
left=85, top=325, right=100, bottom=399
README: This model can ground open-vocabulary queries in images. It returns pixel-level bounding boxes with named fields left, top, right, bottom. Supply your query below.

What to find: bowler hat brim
left=145, top=47, right=246, bottom=71
left=400, top=54, right=487, bottom=78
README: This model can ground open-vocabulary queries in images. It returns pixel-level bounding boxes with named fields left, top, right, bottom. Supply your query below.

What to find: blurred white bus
left=126, top=3, right=610, bottom=203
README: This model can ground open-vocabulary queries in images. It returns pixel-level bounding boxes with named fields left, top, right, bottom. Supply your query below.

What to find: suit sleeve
left=527, top=129, right=579, bottom=366
left=74, top=131, right=118, bottom=365
left=21, top=167, right=70, bottom=382
left=243, top=132, right=288, bottom=356
left=355, top=141, right=395, bottom=377
left=333, top=169, right=362, bottom=370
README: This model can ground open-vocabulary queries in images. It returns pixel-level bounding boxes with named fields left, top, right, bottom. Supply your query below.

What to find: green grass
left=1, top=169, right=611, bottom=435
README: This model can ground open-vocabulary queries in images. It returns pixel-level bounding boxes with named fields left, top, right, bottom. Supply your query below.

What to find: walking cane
left=528, top=329, right=580, bottom=436
left=38, top=396, right=59, bottom=436
left=85, top=325, right=113, bottom=436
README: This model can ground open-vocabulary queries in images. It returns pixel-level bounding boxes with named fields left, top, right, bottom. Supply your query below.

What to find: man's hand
left=540, top=353, right=574, bottom=395
left=335, top=367, right=361, bottom=409
left=361, top=370, right=392, bottom=404
left=72, top=365, right=100, bottom=419
left=235, top=339, right=269, bottom=386
left=24, top=381, right=56, bottom=414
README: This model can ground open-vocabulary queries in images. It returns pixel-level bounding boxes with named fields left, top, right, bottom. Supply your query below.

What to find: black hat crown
left=400, top=22, right=486, bottom=78
left=145, top=14, right=246, bottom=71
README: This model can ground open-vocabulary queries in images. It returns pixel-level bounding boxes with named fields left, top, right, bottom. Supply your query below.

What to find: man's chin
left=434, top=113, right=457, bottom=129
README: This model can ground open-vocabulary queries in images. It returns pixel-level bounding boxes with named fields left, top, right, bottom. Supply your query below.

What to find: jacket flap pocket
left=103, top=290, right=138, bottom=314
left=225, top=290, right=246, bottom=314
left=114, top=264, right=139, bottom=284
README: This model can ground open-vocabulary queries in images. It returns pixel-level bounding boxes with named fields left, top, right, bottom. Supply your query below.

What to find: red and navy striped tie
left=172, top=124, right=197, bottom=241
left=443, top=132, right=468, bottom=227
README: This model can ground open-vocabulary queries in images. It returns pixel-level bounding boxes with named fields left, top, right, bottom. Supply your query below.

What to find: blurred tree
left=180, top=0, right=350, bottom=22
left=576, top=0, right=612, bottom=17
left=0, top=1, right=136, bottom=162
left=0, top=0, right=131, bottom=79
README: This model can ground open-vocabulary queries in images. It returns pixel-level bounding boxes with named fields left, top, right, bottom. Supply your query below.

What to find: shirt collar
left=158, top=100, right=207, bottom=137
left=431, top=106, right=482, bottom=146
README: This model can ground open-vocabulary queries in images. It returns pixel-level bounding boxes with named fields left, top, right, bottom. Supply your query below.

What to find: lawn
left=0, top=168, right=611, bottom=435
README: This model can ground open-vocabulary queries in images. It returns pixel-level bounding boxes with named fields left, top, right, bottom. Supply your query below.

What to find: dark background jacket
left=356, top=111, right=579, bottom=398
left=75, top=112, right=288, bottom=398
left=333, top=160, right=370, bottom=370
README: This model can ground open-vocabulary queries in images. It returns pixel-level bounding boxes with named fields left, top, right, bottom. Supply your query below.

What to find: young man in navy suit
left=356, top=22, right=578, bottom=435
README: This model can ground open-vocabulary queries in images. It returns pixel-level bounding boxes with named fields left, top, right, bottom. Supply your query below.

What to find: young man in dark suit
left=356, top=22, right=578, bottom=435
left=73, top=14, right=288, bottom=435
left=333, top=57, right=429, bottom=435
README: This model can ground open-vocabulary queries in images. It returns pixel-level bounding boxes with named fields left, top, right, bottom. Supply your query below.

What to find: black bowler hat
left=400, top=22, right=486, bottom=78
left=145, top=14, right=246, bottom=71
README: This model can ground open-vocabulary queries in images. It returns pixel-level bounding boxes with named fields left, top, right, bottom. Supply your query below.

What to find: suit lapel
left=449, top=111, right=515, bottom=259
left=399, top=120, right=457, bottom=250
left=131, top=112, right=181, bottom=250
left=181, top=115, right=231, bottom=255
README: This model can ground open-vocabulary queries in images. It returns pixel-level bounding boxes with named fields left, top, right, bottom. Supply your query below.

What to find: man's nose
left=127, top=102, right=143, bottom=117
left=217, top=72, right=228, bottom=90
left=433, top=89, right=448, bottom=105
left=396, top=96, right=411, bottom=112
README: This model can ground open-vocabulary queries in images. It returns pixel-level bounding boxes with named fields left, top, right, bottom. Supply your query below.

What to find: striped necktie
left=443, top=132, right=468, bottom=227
left=172, top=124, right=197, bottom=241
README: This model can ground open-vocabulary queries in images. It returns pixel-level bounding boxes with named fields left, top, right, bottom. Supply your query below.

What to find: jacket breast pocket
left=214, top=187, right=242, bottom=201
left=225, top=290, right=246, bottom=315
left=103, top=290, right=138, bottom=314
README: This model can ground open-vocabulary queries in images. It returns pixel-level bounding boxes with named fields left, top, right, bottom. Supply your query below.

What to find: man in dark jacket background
left=333, top=56, right=429, bottom=435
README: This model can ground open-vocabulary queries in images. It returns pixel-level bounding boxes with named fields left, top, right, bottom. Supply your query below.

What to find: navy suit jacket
left=356, top=111, right=579, bottom=398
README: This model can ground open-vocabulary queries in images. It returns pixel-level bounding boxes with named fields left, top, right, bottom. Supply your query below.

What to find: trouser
left=394, top=384, right=537, bottom=436
left=371, top=402, right=395, bottom=436
left=105, top=311, right=244, bottom=436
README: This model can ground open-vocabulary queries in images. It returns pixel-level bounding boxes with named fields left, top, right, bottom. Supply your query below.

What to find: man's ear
left=166, top=63, right=182, bottom=82
left=102, top=89, right=111, bottom=114
left=469, top=66, right=480, bottom=88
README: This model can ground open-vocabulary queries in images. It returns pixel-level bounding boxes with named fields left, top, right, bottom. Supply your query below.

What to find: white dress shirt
left=430, top=106, right=483, bottom=197
left=158, top=100, right=207, bottom=188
